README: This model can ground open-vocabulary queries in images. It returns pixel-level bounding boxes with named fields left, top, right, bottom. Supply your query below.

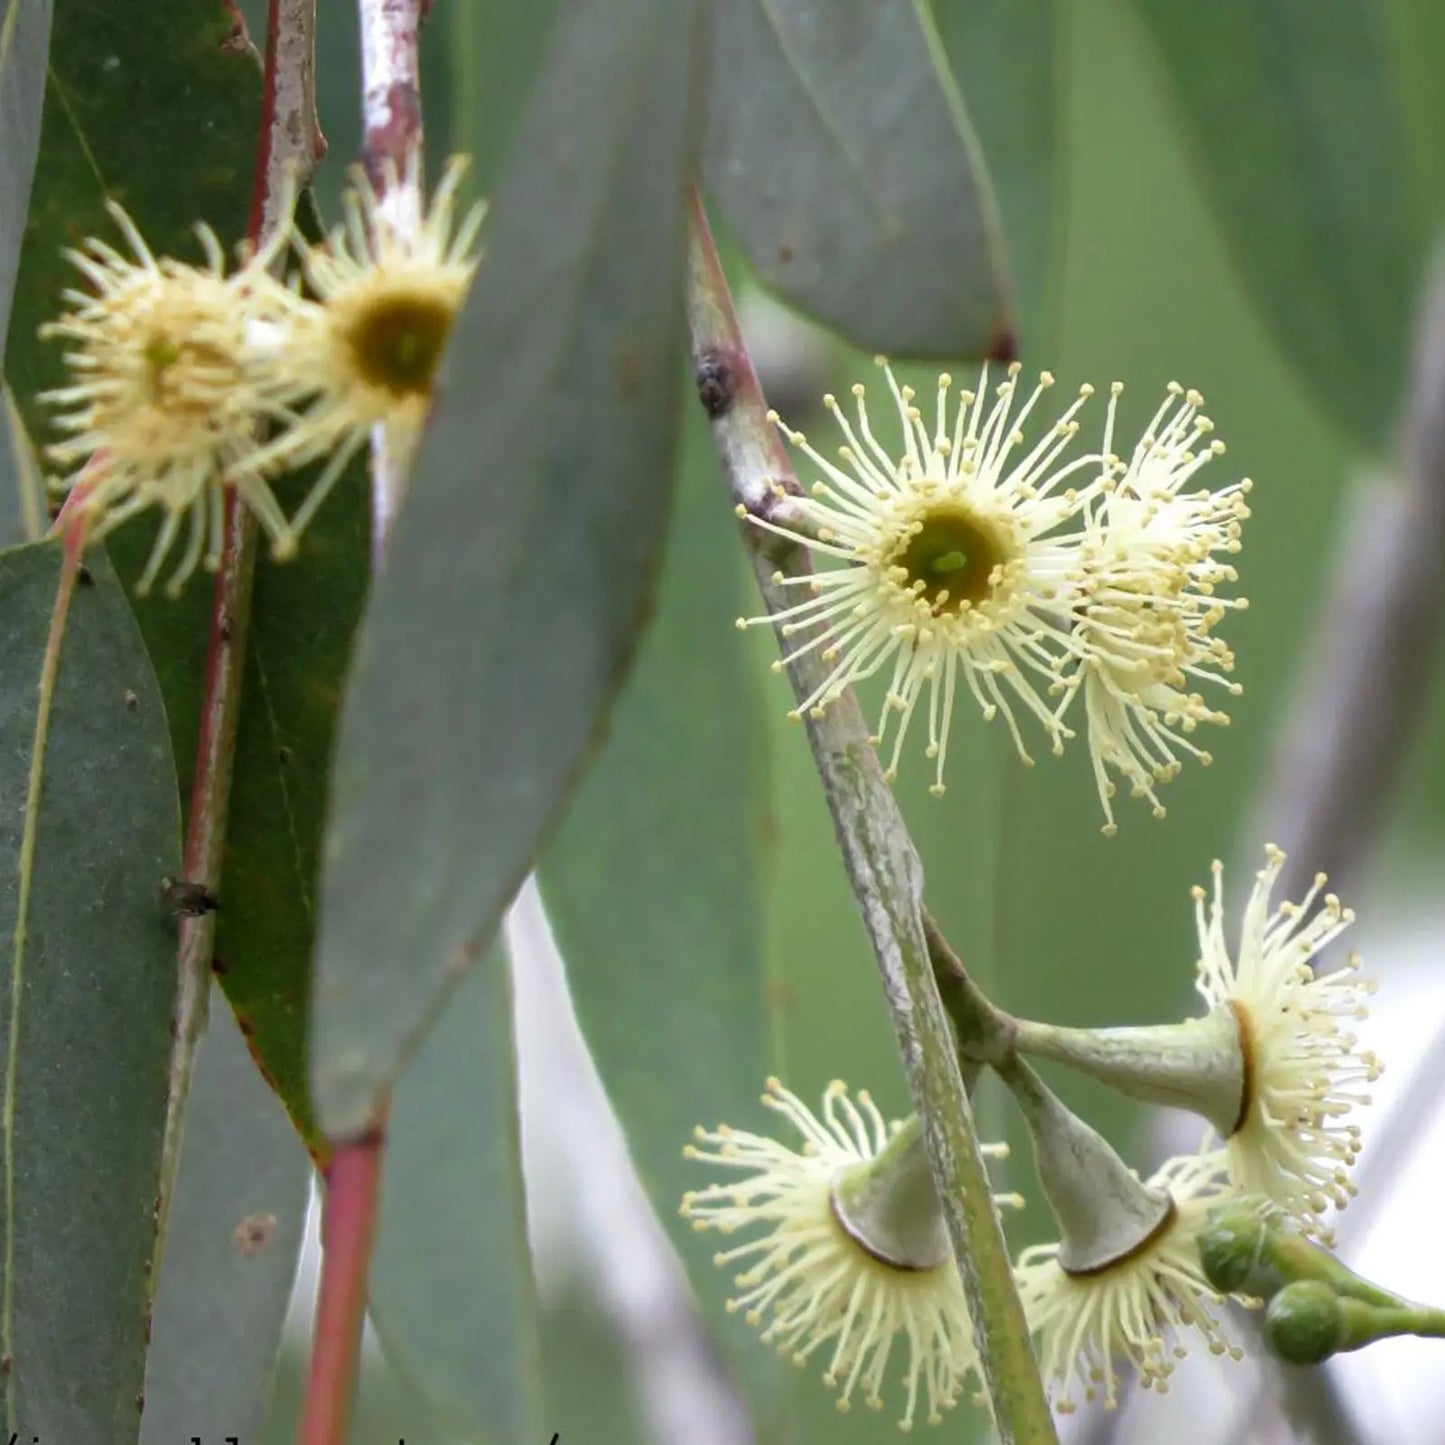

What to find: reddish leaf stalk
left=299, top=1133, right=385, bottom=1445
left=299, top=6, right=425, bottom=1443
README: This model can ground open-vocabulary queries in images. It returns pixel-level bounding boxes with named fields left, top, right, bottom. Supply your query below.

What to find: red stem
left=299, top=1134, right=386, bottom=1445
left=296, top=7, right=424, bottom=1441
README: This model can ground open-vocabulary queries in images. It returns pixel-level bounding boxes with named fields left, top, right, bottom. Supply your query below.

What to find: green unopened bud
left=1198, top=1200, right=1401, bottom=1307
left=1267, top=1281, right=1343, bottom=1365
left=1197, top=1201, right=1274, bottom=1294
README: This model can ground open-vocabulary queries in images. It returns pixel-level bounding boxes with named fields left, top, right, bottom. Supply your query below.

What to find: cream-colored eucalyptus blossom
left=737, top=360, right=1105, bottom=793
left=681, top=1078, right=1020, bottom=1430
left=1193, top=847, right=1379, bottom=1228
left=1065, top=381, right=1250, bottom=832
left=239, top=154, right=484, bottom=540
left=40, top=202, right=303, bottom=592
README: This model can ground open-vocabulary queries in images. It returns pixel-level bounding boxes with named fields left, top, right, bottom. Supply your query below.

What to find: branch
left=923, top=907, right=1016, bottom=1064
left=357, top=0, right=426, bottom=558
left=685, top=187, right=1056, bottom=1444
left=248, top=0, right=325, bottom=240
left=154, top=0, right=321, bottom=1272
left=1256, top=242, right=1445, bottom=904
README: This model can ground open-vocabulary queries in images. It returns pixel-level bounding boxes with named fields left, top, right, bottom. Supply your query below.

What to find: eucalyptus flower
left=1067, top=382, right=1250, bottom=832
left=1015, top=1152, right=1241, bottom=1413
left=1193, top=847, right=1379, bottom=1226
left=40, top=201, right=300, bottom=592
left=737, top=360, right=1107, bottom=793
left=682, top=1078, right=1019, bottom=1429
left=241, top=153, right=484, bottom=539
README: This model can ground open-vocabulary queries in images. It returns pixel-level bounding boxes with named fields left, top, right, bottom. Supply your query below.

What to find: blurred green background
left=241, top=0, right=1445, bottom=1441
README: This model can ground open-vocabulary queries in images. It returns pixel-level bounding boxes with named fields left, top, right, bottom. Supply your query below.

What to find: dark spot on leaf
left=616, top=347, right=643, bottom=399
left=76, top=565, right=93, bottom=587
left=777, top=242, right=795, bottom=265
left=124, top=688, right=139, bottom=711
left=277, top=744, right=293, bottom=765
left=2, top=1351, right=13, bottom=1374
left=234, top=1212, right=278, bottom=1255
left=986, top=324, right=1018, bottom=364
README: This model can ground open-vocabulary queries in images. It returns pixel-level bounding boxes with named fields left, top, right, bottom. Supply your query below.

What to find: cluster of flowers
left=39, top=159, right=482, bottom=594
left=737, top=360, right=1250, bottom=832
left=682, top=847, right=1380, bottom=1427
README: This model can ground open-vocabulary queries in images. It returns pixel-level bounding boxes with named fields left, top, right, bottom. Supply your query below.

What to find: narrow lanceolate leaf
left=539, top=421, right=778, bottom=1408
left=929, top=0, right=1064, bottom=356
left=1126, top=0, right=1418, bottom=449
left=0, top=541, right=180, bottom=1441
left=704, top=0, right=1013, bottom=358
left=369, top=953, right=540, bottom=1444
left=212, top=465, right=371, bottom=1151
left=0, top=0, right=51, bottom=371
left=312, top=0, right=709, bottom=1138
left=141, top=1002, right=310, bottom=1445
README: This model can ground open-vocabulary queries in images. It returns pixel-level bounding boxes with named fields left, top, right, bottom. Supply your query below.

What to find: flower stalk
left=1012, top=1012, right=1244, bottom=1136
left=686, top=185, right=1056, bottom=1443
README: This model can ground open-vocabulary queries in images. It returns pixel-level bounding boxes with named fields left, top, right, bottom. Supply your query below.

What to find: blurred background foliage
left=13, top=0, right=1445, bottom=1439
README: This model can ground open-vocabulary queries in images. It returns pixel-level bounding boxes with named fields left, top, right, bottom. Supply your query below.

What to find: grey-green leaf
left=140, top=1000, right=310, bottom=1445
left=929, top=0, right=1064, bottom=355
left=0, top=387, right=42, bottom=548
left=704, top=0, right=1013, bottom=358
left=1126, top=0, right=1419, bottom=449
left=311, top=0, right=707, bottom=1138
left=0, top=0, right=50, bottom=372
left=368, top=952, right=540, bottom=1443
left=0, top=541, right=179, bottom=1441
left=540, top=417, right=777, bottom=1409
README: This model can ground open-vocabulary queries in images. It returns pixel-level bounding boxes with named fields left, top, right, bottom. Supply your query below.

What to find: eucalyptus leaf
left=311, top=0, right=708, bottom=1138
left=1125, top=0, right=1419, bottom=450
left=704, top=0, right=1013, bottom=359
left=929, top=0, right=1064, bottom=356
left=0, top=541, right=179, bottom=1441
left=211, top=465, right=371, bottom=1150
left=0, top=0, right=50, bottom=373
left=368, top=953, right=540, bottom=1444
left=141, top=1001, right=310, bottom=1445
left=540, top=414, right=777, bottom=1411
left=0, top=386, right=42, bottom=548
